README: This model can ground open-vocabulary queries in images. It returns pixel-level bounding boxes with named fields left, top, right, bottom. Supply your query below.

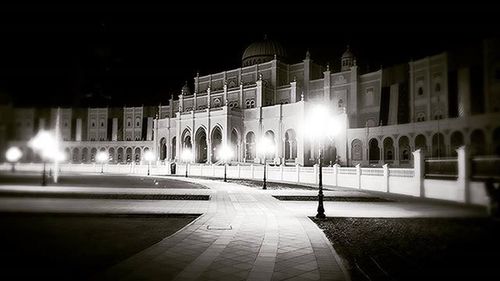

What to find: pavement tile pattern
left=96, top=178, right=349, bottom=281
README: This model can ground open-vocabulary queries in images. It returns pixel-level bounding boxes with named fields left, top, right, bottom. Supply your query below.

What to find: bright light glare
left=304, top=104, right=342, bottom=140
left=181, top=149, right=193, bottom=162
left=96, top=151, right=108, bottom=163
left=53, top=150, right=66, bottom=162
left=28, top=130, right=58, bottom=160
left=5, top=146, right=22, bottom=162
left=217, top=145, right=233, bottom=161
left=256, top=137, right=275, bottom=156
left=144, top=150, right=155, bottom=162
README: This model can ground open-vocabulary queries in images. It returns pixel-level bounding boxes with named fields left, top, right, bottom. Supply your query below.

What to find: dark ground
left=0, top=172, right=207, bottom=189
left=0, top=213, right=197, bottom=281
left=313, top=217, right=500, bottom=281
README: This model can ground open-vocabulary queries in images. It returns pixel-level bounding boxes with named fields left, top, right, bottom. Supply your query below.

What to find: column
left=457, top=146, right=470, bottom=203
left=412, top=149, right=425, bottom=197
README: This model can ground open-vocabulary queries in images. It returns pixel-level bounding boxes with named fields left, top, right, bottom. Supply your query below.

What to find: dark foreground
left=0, top=213, right=197, bottom=280
left=314, top=217, right=500, bottom=281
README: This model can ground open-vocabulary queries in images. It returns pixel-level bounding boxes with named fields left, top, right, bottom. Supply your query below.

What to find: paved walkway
left=0, top=176, right=486, bottom=280
left=94, top=177, right=349, bottom=281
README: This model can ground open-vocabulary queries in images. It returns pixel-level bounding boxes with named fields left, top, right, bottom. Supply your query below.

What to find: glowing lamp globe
left=181, top=149, right=193, bottom=162
left=6, top=147, right=22, bottom=163
left=144, top=151, right=155, bottom=162
left=96, top=151, right=108, bottom=163
left=217, top=145, right=234, bottom=162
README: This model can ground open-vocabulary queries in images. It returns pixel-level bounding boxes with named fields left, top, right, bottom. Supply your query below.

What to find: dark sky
left=0, top=12, right=498, bottom=108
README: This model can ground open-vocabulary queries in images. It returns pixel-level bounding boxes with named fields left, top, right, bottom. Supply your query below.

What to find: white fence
left=0, top=146, right=490, bottom=206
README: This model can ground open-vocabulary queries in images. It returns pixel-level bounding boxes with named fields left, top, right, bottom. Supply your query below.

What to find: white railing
left=389, top=168, right=415, bottom=178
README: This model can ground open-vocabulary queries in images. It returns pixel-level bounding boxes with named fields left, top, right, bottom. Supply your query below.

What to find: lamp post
left=5, top=146, right=22, bottom=172
left=96, top=151, right=108, bottom=174
left=304, top=104, right=342, bottom=219
left=143, top=150, right=155, bottom=176
left=257, top=137, right=275, bottom=190
left=217, top=145, right=233, bottom=182
left=28, top=130, right=58, bottom=186
left=181, top=149, right=193, bottom=177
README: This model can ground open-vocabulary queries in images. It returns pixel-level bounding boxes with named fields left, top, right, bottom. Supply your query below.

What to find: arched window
left=135, top=118, right=141, bottom=127
left=284, top=129, right=297, bottom=160
left=351, top=139, right=363, bottom=161
left=418, top=87, right=424, bottom=96
left=435, top=83, right=441, bottom=92
left=127, top=118, right=132, bottom=127
left=398, top=136, right=411, bottom=161
left=245, top=132, right=256, bottom=160
left=450, top=131, right=464, bottom=156
left=369, top=139, right=380, bottom=162
left=383, top=138, right=394, bottom=161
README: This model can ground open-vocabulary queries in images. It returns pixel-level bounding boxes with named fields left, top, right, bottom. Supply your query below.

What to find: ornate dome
left=342, top=45, right=354, bottom=59
left=242, top=36, right=287, bottom=67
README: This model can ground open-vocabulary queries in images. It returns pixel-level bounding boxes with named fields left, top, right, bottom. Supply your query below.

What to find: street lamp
left=143, top=150, right=155, bottom=176
left=28, top=130, right=58, bottom=186
left=181, top=149, right=193, bottom=177
left=256, top=137, right=276, bottom=190
left=96, top=151, right=108, bottom=174
left=5, top=146, right=23, bottom=172
left=304, top=104, right=342, bottom=219
left=217, top=145, right=233, bottom=182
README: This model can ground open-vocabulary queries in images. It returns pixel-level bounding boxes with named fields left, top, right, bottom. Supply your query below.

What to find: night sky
left=0, top=12, right=498, bottom=108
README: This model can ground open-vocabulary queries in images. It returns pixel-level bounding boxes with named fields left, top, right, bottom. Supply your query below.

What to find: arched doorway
left=231, top=129, right=239, bottom=162
left=117, top=148, right=124, bottom=163
left=351, top=139, right=363, bottom=161
left=171, top=137, right=177, bottom=160
left=108, top=148, right=115, bottom=163
left=415, top=134, right=427, bottom=155
left=245, top=132, right=256, bottom=161
left=264, top=130, right=275, bottom=161
left=160, top=137, right=167, bottom=161
left=450, top=131, right=464, bottom=157
left=195, top=128, right=207, bottom=163
left=90, top=148, right=97, bottom=162
left=81, top=148, right=88, bottom=163
left=211, top=127, right=222, bottom=163
left=126, top=148, right=132, bottom=163
left=72, top=148, right=79, bottom=163
left=470, top=129, right=486, bottom=156
left=432, top=133, right=445, bottom=157
left=284, top=129, right=297, bottom=161
left=134, top=148, right=141, bottom=163
left=369, top=138, right=380, bottom=163
left=383, top=137, right=394, bottom=162
left=398, top=136, right=410, bottom=162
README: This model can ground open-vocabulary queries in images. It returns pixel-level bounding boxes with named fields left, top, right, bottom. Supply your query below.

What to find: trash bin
left=170, top=162, right=176, bottom=175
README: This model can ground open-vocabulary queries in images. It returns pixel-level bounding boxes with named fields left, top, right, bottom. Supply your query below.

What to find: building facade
left=2, top=37, right=500, bottom=167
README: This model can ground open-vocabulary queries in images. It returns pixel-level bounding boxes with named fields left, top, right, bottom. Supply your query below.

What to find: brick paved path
left=96, top=177, right=349, bottom=281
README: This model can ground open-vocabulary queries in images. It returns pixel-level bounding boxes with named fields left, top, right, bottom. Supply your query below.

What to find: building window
left=245, top=99, right=256, bottom=109
left=338, top=99, right=343, bottom=108
left=417, top=113, right=426, bottom=122
left=64, top=122, right=68, bottom=127
left=365, top=88, right=374, bottom=106
left=127, top=118, right=132, bottom=127
left=435, top=83, right=441, bottom=92
left=101, top=122, right=104, bottom=127
left=418, top=87, right=424, bottom=96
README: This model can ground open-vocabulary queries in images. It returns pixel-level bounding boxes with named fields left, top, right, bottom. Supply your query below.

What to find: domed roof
left=242, top=36, right=287, bottom=67
left=342, top=45, right=354, bottom=58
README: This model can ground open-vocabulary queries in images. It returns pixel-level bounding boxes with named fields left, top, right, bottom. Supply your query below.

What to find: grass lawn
left=313, top=217, right=500, bottom=281
left=0, top=213, right=197, bottom=280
